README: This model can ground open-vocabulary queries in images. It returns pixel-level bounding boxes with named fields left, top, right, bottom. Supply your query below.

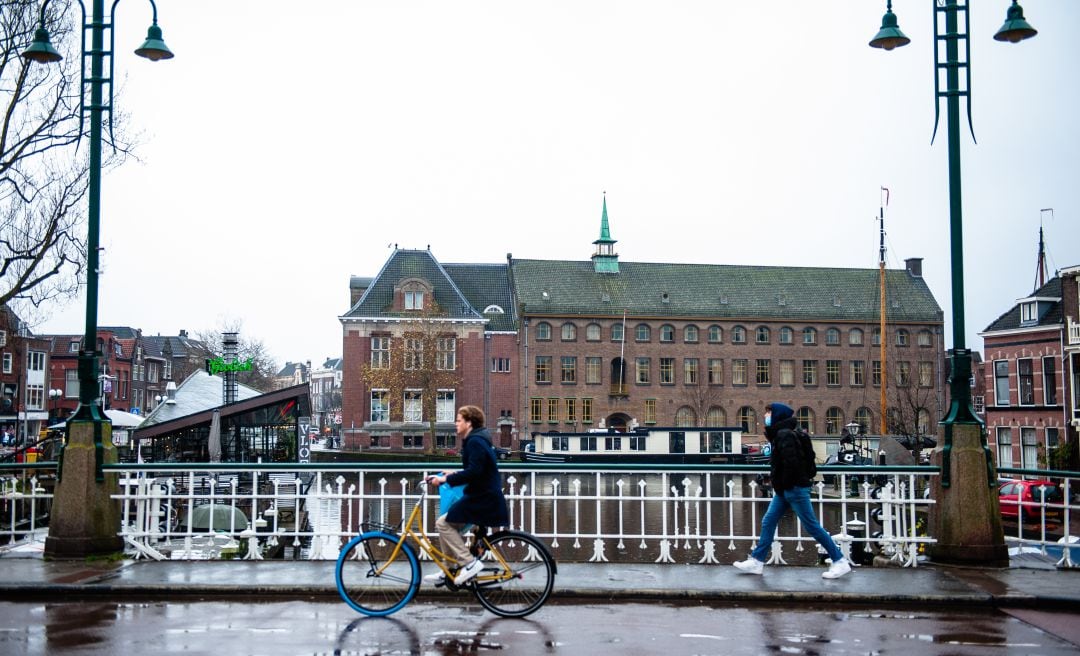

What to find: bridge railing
left=996, top=466, right=1079, bottom=567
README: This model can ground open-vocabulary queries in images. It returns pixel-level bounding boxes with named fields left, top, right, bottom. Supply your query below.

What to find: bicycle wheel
left=472, top=530, right=556, bottom=618
left=335, top=531, right=420, bottom=617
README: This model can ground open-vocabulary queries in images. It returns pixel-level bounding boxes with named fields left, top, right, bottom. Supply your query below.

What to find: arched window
left=706, top=406, right=726, bottom=426
left=483, top=304, right=505, bottom=314
left=738, top=406, right=758, bottom=434
left=611, top=323, right=624, bottom=342
left=756, top=326, right=770, bottom=344
left=917, top=408, right=932, bottom=436
left=779, top=326, right=794, bottom=344
left=708, top=325, right=723, bottom=343
left=826, top=328, right=840, bottom=345
left=825, top=407, right=844, bottom=435
left=849, top=328, right=864, bottom=346
left=675, top=406, right=696, bottom=427
left=586, top=323, right=601, bottom=341
left=561, top=322, right=577, bottom=341
left=854, top=407, right=873, bottom=434
left=660, top=324, right=675, bottom=343
left=635, top=324, right=651, bottom=341
left=802, top=327, right=817, bottom=344
left=732, top=325, right=746, bottom=344
left=535, top=322, right=551, bottom=341
left=684, top=325, right=699, bottom=343
left=796, top=407, right=815, bottom=433
left=896, top=328, right=910, bottom=347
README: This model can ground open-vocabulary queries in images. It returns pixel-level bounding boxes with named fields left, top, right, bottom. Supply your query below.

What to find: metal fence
left=997, top=466, right=1079, bottom=567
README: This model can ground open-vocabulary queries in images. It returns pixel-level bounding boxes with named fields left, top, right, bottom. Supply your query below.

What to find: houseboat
left=523, top=426, right=746, bottom=464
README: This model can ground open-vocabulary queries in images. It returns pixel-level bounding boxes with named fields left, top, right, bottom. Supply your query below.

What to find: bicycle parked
left=334, top=481, right=556, bottom=618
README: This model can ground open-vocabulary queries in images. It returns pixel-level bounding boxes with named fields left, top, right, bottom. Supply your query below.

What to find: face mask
left=764, top=414, right=772, bottom=427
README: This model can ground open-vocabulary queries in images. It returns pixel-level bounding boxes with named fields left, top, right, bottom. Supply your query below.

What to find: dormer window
left=405, top=290, right=424, bottom=310
left=69, top=341, right=80, bottom=353
left=1020, top=301, right=1038, bottom=324
left=397, top=279, right=430, bottom=311
left=483, top=304, right=505, bottom=314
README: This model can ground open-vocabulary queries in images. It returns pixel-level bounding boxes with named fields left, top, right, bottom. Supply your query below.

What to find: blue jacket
left=445, top=428, right=510, bottom=527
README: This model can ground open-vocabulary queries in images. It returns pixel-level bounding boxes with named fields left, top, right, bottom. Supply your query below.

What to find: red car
left=998, top=479, right=1063, bottom=523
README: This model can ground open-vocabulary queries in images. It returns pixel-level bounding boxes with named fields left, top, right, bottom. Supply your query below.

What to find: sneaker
left=733, top=557, right=764, bottom=575
left=423, top=571, right=446, bottom=586
left=453, top=558, right=484, bottom=585
left=822, top=559, right=851, bottom=579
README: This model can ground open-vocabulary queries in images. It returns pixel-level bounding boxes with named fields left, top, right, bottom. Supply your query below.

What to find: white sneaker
left=423, top=571, right=446, bottom=585
left=453, top=558, right=484, bottom=585
left=822, top=559, right=852, bottom=579
left=733, top=557, right=764, bottom=575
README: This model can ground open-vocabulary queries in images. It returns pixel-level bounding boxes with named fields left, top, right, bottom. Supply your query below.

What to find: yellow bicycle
left=334, top=481, right=556, bottom=617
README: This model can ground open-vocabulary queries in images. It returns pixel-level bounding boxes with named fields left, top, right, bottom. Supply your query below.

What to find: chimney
left=905, top=258, right=923, bottom=278
left=165, top=381, right=177, bottom=404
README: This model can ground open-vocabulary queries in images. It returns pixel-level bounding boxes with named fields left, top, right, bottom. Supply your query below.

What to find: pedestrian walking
left=734, top=402, right=851, bottom=579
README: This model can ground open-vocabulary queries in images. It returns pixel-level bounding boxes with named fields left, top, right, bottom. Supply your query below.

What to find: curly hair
left=456, top=405, right=486, bottom=429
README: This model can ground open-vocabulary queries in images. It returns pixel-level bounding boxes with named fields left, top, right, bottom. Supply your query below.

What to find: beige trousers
left=435, top=513, right=472, bottom=565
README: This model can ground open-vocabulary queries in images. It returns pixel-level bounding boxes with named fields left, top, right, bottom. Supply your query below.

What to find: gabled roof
left=99, top=326, right=140, bottom=340
left=341, top=249, right=488, bottom=324
left=137, top=370, right=262, bottom=429
left=509, top=259, right=942, bottom=322
left=981, top=277, right=1062, bottom=334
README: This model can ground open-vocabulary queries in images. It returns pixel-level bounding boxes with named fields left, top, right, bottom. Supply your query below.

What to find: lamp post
left=48, top=388, right=63, bottom=424
left=22, top=0, right=173, bottom=558
left=869, top=0, right=1036, bottom=565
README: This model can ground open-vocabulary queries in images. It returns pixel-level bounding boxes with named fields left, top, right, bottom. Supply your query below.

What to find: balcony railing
left=1068, top=317, right=1080, bottom=346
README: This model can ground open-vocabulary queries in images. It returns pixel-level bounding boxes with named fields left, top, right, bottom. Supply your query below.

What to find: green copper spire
left=592, top=193, right=619, bottom=273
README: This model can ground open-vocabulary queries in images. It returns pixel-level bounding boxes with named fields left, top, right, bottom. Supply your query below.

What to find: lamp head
left=994, top=1, right=1037, bottom=43
left=135, top=23, right=174, bottom=61
left=22, top=27, right=63, bottom=63
left=869, top=3, right=910, bottom=51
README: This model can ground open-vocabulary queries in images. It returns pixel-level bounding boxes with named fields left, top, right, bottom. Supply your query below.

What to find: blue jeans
left=750, top=486, right=844, bottom=563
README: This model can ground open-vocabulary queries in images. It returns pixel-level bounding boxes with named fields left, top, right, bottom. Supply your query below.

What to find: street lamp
left=21, top=0, right=173, bottom=472
left=23, top=0, right=172, bottom=558
left=869, top=0, right=1035, bottom=566
left=48, top=389, right=63, bottom=423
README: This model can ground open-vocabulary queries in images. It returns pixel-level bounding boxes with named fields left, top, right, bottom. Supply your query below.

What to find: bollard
left=845, top=516, right=872, bottom=565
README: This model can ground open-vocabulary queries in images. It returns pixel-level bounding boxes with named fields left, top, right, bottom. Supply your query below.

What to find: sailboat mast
left=879, top=188, right=888, bottom=435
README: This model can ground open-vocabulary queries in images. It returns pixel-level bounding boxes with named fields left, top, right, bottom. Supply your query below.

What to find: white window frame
left=994, top=360, right=1010, bottom=406
left=370, top=389, right=390, bottom=423
left=403, top=390, right=422, bottom=423
left=436, top=337, right=456, bottom=371
left=996, top=427, right=1013, bottom=467
left=371, top=336, right=390, bottom=369
left=65, top=369, right=79, bottom=398
left=436, top=389, right=455, bottom=422
left=1, top=353, right=11, bottom=374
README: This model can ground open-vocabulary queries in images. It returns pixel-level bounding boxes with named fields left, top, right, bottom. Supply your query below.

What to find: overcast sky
left=36, top=1, right=1079, bottom=370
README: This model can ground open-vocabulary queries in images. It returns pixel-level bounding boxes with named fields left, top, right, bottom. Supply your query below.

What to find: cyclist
left=424, top=405, right=510, bottom=586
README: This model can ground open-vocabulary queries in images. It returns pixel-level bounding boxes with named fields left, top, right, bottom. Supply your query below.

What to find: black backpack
left=793, top=427, right=817, bottom=479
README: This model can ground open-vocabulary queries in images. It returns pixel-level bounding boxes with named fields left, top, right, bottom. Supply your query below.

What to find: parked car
left=495, top=447, right=511, bottom=460
left=998, top=479, right=1063, bottom=523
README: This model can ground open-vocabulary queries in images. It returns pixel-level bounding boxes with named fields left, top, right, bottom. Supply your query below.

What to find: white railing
left=0, top=468, right=52, bottom=552
left=997, top=467, right=1080, bottom=568
left=1068, top=317, right=1080, bottom=346
left=104, top=463, right=938, bottom=568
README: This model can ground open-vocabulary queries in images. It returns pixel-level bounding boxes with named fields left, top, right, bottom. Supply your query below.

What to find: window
left=826, top=408, right=844, bottom=434
left=659, top=358, right=675, bottom=384
left=536, top=322, right=551, bottom=341
left=586, top=357, right=602, bottom=384
left=684, top=325, right=699, bottom=343
left=403, top=434, right=424, bottom=449
left=550, top=436, right=569, bottom=451
left=1020, top=301, right=1037, bottom=324
left=708, top=359, right=723, bottom=385
left=731, top=326, right=746, bottom=344
left=732, top=359, right=747, bottom=385
left=973, top=395, right=985, bottom=414
left=826, top=360, right=841, bottom=386
left=918, top=329, right=933, bottom=347
left=1, top=353, right=10, bottom=374
left=738, top=407, right=757, bottom=434
left=65, top=369, right=79, bottom=398
left=1043, top=356, right=1057, bottom=405
left=483, top=304, right=504, bottom=314
left=996, top=427, right=1013, bottom=467
left=851, top=360, right=865, bottom=386
left=565, top=398, right=577, bottom=423
left=0, top=330, right=5, bottom=346
left=404, top=289, right=424, bottom=310
left=370, top=390, right=390, bottom=422
left=780, top=360, right=795, bottom=386
left=756, top=326, right=770, bottom=344
left=561, top=322, right=577, bottom=341
left=561, top=356, right=577, bottom=383
left=605, top=435, right=622, bottom=451
left=147, top=362, right=160, bottom=384
left=611, top=323, right=624, bottom=342
left=579, top=435, right=596, bottom=451
left=708, top=325, right=723, bottom=343
left=491, top=357, right=510, bottom=372
left=1018, top=358, right=1034, bottom=405
left=796, top=407, right=815, bottom=434
left=535, top=356, right=552, bottom=383
left=635, top=324, right=651, bottom=342
left=404, top=337, right=423, bottom=370
left=586, top=323, right=601, bottom=341
left=69, top=341, right=80, bottom=353
left=547, top=398, right=559, bottom=423
left=826, top=328, right=840, bottom=345
left=802, top=327, right=817, bottom=345
left=630, top=433, right=647, bottom=450
left=684, top=358, right=699, bottom=384
left=994, top=360, right=1010, bottom=406
left=581, top=397, right=593, bottom=423
left=660, top=324, right=675, bottom=342
left=779, top=327, right=794, bottom=344
left=436, top=337, right=456, bottom=370
left=896, top=361, right=911, bottom=387
left=849, top=328, right=863, bottom=346
left=871, top=328, right=882, bottom=346
left=1047, top=427, right=1060, bottom=456
left=644, top=398, right=657, bottom=424
left=802, top=360, right=817, bottom=386
left=675, top=408, right=695, bottom=427
left=872, top=360, right=882, bottom=386
left=701, top=431, right=733, bottom=453
left=530, top=398, right=543, bottom=423
left=755, top=359, right=770, bottom=385
left=27, top=351, right=44, bottom=371
left=706, top=407, right=726, bottom=426
left=403, top=390, right=422, bottom=422
left=896, top=329, right=910, bottom=347
left=919, top=361, right=933, bottom=388
left=917, top=408, right=931, bottom=436
left=636, top=357, right=651, bottom=384
left=436, top=390, right=455, bottom=422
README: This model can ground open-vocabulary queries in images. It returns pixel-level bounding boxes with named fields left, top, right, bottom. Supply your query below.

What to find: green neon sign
left=206, top=357, right=254, bottom=376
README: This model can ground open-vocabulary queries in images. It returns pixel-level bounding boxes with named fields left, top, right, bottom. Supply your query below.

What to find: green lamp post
left=869, top=0, right=1035, bottom=565
left=22, top=0, right=173, bottom=557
